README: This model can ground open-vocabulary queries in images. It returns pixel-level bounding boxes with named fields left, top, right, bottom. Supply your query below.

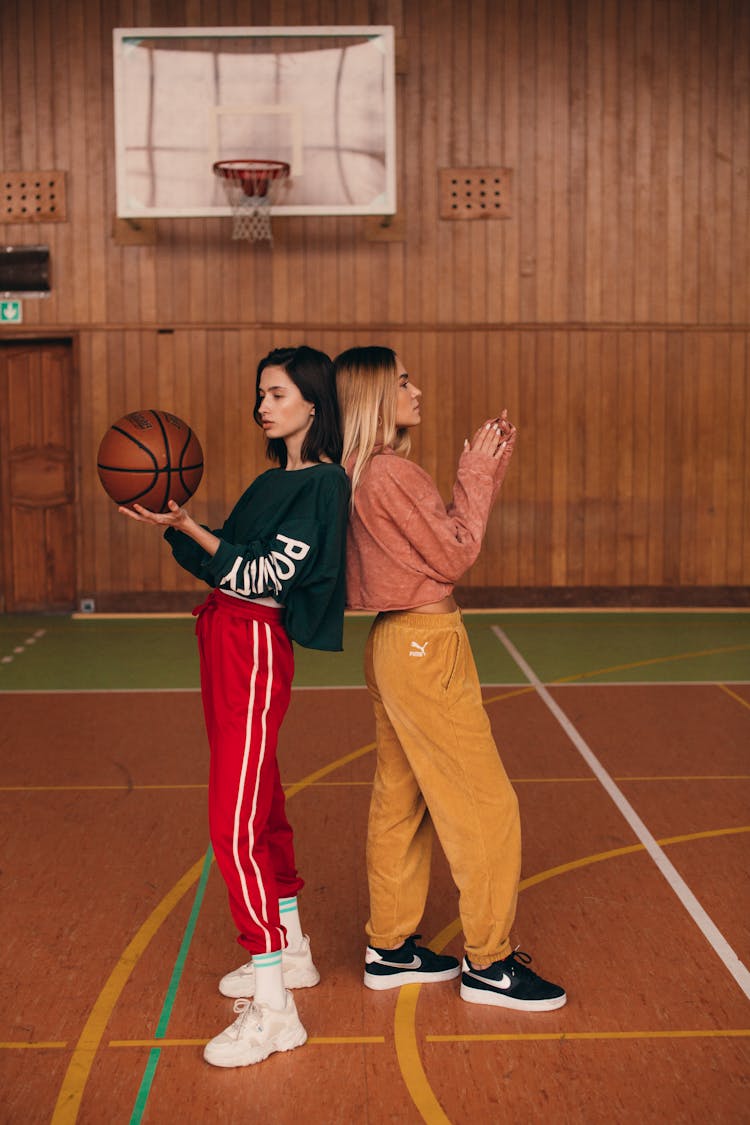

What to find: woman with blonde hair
left=334, top=345, right=565, bottom=1010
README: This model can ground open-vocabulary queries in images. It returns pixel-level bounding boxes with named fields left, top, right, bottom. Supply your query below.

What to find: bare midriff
left=406, top=594, right=457, bottom=614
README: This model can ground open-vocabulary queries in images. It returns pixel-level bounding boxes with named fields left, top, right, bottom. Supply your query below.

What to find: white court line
left=492, top=626, right=750, bottom=1000
left=0, top=628, right=47, bottom=666
left=1, top=682, right=748, bottom=696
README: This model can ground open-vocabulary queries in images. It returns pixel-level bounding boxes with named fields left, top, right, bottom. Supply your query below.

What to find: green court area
left=0, top=611, right=748, bottom=691
left=470, top=611, right=750, bottom=685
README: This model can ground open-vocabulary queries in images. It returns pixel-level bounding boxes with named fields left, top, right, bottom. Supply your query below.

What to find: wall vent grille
left=439, top=168, right=512, bottom=220
left=2, top=171, right=67, bottom=222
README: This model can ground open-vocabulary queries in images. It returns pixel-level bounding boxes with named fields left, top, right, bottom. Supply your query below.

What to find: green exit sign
left=0, top=299, right=23, bottom=324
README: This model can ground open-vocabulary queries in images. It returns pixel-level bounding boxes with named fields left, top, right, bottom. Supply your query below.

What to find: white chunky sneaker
left=203, top=991, right=307, bottom=1068
left=219, top=935, right=320, bottom=998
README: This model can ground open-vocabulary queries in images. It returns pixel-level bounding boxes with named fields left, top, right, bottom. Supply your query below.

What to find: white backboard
left=113, top=26, right=396, bottom=218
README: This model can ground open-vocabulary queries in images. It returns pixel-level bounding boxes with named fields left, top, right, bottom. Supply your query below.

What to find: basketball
left=97, top=410, right=204, bottom=512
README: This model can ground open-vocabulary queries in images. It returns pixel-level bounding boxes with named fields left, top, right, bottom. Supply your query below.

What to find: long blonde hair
left=334, top=346, right=412, bottom=499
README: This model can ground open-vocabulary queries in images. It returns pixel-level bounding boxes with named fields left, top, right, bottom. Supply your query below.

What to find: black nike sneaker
left=460, top=948, right=567, bottom=1010
left=364, top=934, right=461, bottom=990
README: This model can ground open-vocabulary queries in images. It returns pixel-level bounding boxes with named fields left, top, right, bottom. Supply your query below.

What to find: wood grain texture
left=0, top=0, right=748, bottom=603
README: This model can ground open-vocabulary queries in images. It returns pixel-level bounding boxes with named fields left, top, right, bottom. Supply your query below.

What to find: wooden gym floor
left=1, top=610, right=749, bottom=1125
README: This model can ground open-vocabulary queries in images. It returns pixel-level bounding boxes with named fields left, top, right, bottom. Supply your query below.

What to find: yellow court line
left=718, top=683, right=750, bottom=711
left=46, top=665, right=750, bottom=1123
left=483, top=685, right=536, bottom=706
left=552, top=642, right=750, bottom=684
left=50, top=739, right=379, bottom=1124
left=395, top=987, right=452, bottom=1125
left=395, top=824, right=750, bottom=1125
left=0, top=784, right=209, bottom=792
left=660, top=825, right=750, bottom=845
left=615, top=775, right=750, bottom=782
left=309, top=1036, right=385, bottom=1045
left=507, top=776, right=750, bottom=784
left=51, top=857, right=207, bottom=1124
left=7, top=677, right=745, bottom=797
left=290, top=775, right=747, bottom=785
left=5, top=774, right=749, bottom=796
left=108, top=1036, right=386, bottom=1048
left=289, top=780, right=373, bottom=787
left=283, top=742, right=376, bottom=799
left=518, top=824, right=750, bottom=895
left=426, top=1029, right=750, bottom=1043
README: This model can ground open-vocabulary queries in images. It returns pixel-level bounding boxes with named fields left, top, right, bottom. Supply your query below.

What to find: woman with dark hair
left=334, top=345, right=566, bottom=1012
left=120, top=345, right=349, bottom=1067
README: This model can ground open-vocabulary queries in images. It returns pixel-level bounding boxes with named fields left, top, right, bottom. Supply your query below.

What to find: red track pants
left=194, top=590, right=304, bottom=955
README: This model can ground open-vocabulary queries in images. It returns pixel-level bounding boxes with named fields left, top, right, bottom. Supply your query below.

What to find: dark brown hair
left=254, top=346, right=342, bottom=467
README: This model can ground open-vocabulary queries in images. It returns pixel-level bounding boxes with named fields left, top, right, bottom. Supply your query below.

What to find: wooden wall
left=1, top=0, right=748, bottom=607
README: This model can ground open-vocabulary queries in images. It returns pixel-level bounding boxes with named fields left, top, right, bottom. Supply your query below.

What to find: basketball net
left=213, top=160, right=290, bottom=244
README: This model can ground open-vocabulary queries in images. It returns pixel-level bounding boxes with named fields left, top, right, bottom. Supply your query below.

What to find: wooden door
left=0, top=340, right=76, bottom=611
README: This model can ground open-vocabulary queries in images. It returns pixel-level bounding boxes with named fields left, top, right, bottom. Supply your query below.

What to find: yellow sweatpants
left=364, top=609, right=521, bottom=966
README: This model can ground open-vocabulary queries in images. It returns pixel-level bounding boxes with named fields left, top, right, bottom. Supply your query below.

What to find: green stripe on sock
left=253, top=950, right=282, bottom=968
left=279, top=897, right=298, bottom=914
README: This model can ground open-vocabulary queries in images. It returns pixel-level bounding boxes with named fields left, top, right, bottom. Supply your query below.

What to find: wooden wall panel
left=1, top=0, right=748, bottom=605
left=70, top=323, right=750, bottom=599
left=2, top=0, right=748, bottom=330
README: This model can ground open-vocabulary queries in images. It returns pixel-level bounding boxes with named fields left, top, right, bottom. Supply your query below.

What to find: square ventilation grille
left=439, top=167, right=512, bottom=220
left=2, top=171, right=67, bottom=222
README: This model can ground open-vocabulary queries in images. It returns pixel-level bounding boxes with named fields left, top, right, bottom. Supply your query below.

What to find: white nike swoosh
left=376, top=955, right=422, bottom=970
left=466, top=970, right=512, bottom=989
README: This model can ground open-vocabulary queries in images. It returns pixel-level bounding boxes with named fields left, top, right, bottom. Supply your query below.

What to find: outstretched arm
left=120, top=498, right=317, bottom=600
left=119, top=499, right=221, bottom=557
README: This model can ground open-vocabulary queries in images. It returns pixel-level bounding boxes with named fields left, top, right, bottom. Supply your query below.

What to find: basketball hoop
left=212, top=160, right=290, bottom=244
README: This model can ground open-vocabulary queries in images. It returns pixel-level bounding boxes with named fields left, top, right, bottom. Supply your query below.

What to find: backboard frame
left=113, top=25, right=397, bottom=219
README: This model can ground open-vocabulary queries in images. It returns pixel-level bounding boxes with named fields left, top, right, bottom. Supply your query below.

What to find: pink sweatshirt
left=345, top=446, right=505, bottom=611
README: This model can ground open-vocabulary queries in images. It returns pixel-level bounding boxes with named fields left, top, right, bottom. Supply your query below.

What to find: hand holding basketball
left=97, top=410, right=204, bottom=512
left=119, top=491, right=221, bottom=564
left=118, top=498, right=190, bottom=527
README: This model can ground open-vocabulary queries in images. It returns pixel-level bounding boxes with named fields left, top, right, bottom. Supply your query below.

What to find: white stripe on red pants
left=194, top=589, right=304, bottom=954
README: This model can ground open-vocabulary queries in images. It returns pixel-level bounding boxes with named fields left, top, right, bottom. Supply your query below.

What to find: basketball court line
left=37, top=824, right=750, bottom=1125
left=548, top=642, right=750, bottom=682
left=13, top=694, right=749, bottom=1125
left=425, top=1029, right=750, bottom=1042
left=492, top=626, right=750, bottom=1000
left=47, top=737, right=382, bottom=1125
left=719, top=683, right=750, bottom=710
left=50, top=854, right=208, bottom=1125
left=2, top=679, right=749, bottom=696
left=9, top=632, right=747, bottom=1120
left=109, top=1036, right=387, bottom=1048
left=128, top=846, right=213, bottom=1121
left=3, top=772, right=749, bottom=794
left=555, top=679, right=750, bottom=687
left=66, top=608, right=750, bottom=619
left=6, top=1023, right=749, bottom=1050
left=0, top=628, right=46, bottom=665
left=395, top=823, right=750, bottom=1125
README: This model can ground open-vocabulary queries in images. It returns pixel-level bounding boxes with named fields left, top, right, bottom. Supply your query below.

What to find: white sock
left=279, top=896, right=304, bottom=950
left=252, top=951, right=286, bottom=1010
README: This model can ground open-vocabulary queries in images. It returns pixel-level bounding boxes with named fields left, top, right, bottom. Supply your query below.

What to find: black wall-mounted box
left=0, top=245, right=50, bottom=296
